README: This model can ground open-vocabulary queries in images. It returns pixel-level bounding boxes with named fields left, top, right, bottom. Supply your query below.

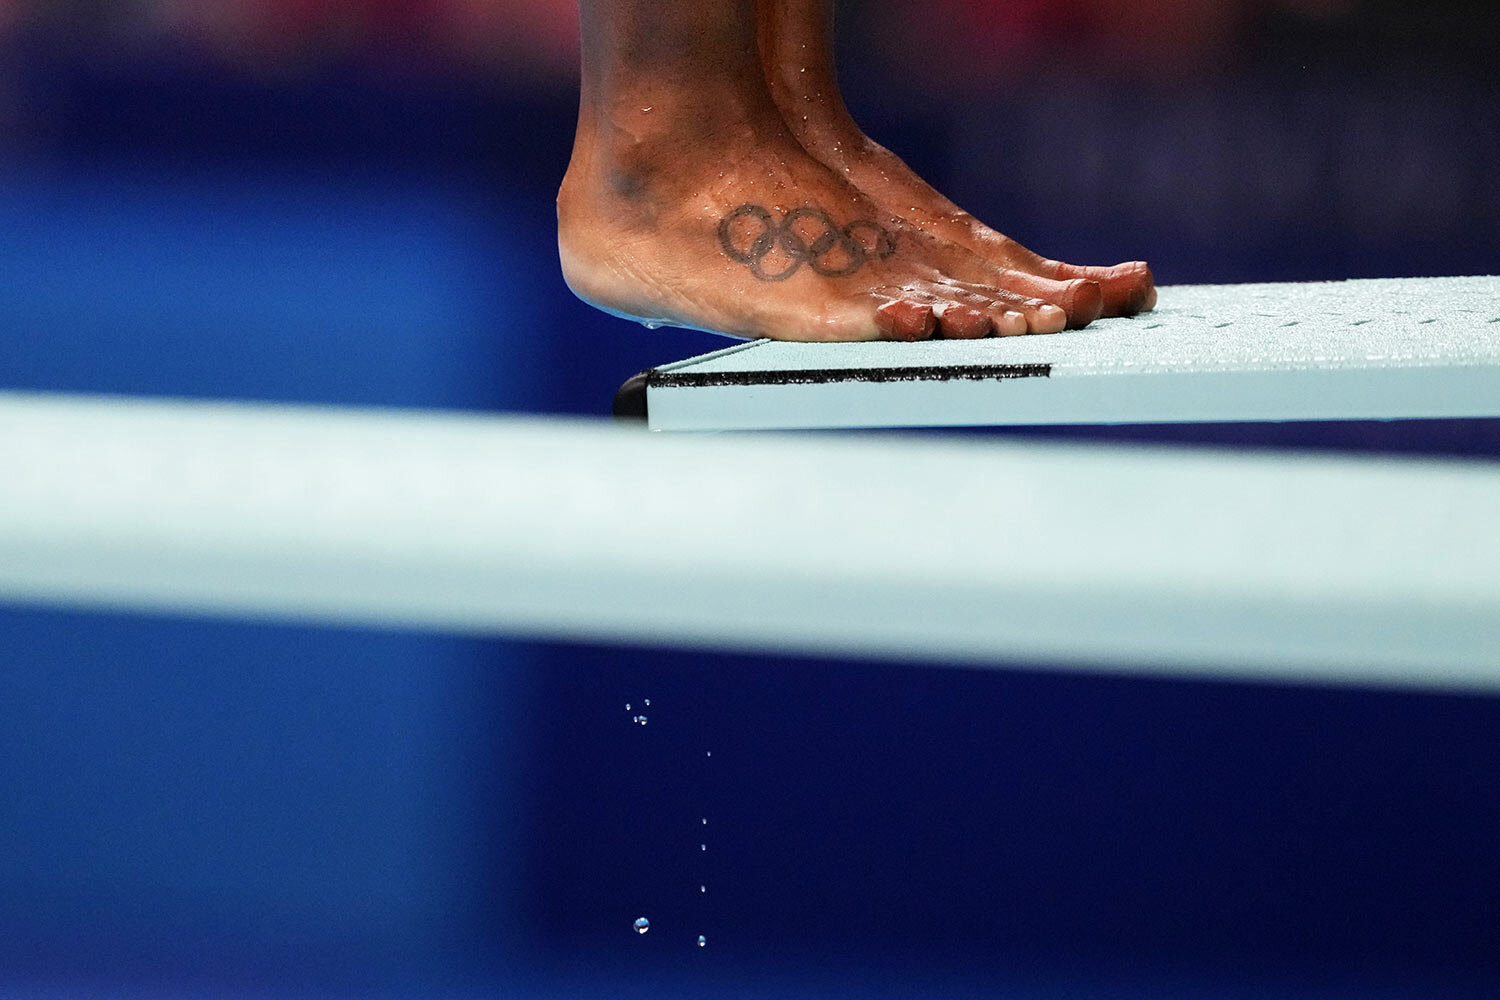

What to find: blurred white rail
left=2, top=391, right=1499, bottom=693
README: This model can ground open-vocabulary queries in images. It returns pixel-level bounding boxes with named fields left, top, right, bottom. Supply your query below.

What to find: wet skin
left=755, top=0, right=1156, bottom=318
left=559, top=0, right=1140, bottom=341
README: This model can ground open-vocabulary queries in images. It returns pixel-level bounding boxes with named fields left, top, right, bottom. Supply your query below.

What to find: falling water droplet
left=700, top=885, right=706, bottom=893
left=644, top=698, right=651, bottom=706
left=635, top=716, right=648, bottom=726
left=634, top=917, right=650, bottom=935
left=700, top=843, right=706, bottom=851
left=625, top=703, right=631, bottom=711
left=705, top=751, right=712, bottom=757
left=701, top=818, right=707, bottom=825
left=697, top=935, right=707, bottom=947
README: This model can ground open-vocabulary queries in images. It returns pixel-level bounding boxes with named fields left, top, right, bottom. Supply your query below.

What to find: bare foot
left=560, top=113, right=1091, bottom=340
left=562, top=0, right=1104, bottom=341
left=757, top=0, right=1157, bottom=318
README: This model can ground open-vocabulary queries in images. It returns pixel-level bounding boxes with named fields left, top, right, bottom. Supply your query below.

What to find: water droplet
left=641, top=106, right=653, bottom=113
left=700, top=885, right=706, bottom=893
left=697, top=935, right=707, bottom=947
left=625, top=703, right=631, bottom=711
left=705, top=751, right=712, bottom=757
left=701, top=818, right=707, bottom=825
left=634, top=917, right=650, bottom=935
left=635, top=716, right=648, bottom=726
left=700, top=843, right=706, bottom=851
left=644, top=698, right=650, bottom=706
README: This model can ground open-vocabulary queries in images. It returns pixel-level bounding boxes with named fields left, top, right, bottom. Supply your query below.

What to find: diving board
left=2, top=391, right=1499, bottom=693
left=618, top=276, right=1500, bottom=431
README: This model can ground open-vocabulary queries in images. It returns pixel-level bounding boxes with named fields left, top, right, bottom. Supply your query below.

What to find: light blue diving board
left=625, top=276, right=1500, bottom=431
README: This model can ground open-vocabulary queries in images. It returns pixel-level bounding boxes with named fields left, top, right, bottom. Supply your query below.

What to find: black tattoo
left=717, top=204, right=896, bottom=281
left=608, top=168, right=649, bottom=201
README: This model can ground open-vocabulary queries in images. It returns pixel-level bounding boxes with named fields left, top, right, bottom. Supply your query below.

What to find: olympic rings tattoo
left=717, top=204, right=897, bottom=281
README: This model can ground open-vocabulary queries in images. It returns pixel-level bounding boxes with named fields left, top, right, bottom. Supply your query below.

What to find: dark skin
left=559, top=0, right=1149, bottom=341
left=757, top=0, right=1157, bottom=317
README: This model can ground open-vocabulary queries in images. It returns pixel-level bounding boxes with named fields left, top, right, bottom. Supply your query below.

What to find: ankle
left=766, top=68, right=862, bottom=142
left=564, top=100, right=794, bottom=212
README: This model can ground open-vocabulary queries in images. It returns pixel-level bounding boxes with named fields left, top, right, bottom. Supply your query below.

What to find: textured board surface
left=3, top=391, right=1500, bottom=691
left=643, top=276, right=1500, bottom=430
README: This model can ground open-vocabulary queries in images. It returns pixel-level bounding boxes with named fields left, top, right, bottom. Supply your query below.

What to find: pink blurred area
left=878, top=0, right=1359, bottom=83
left=0, top=0, right=1365, bottom=86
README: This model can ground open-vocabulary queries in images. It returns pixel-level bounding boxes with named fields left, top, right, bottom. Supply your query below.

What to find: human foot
left=559, top=116, right=1090, bottom=340
left=757, top=0, right=1156, bottom=317
left=780, top=121, right=1156, bottom=317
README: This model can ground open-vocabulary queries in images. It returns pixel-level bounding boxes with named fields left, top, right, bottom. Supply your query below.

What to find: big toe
left=1057, top=260, right=1154, bottom=317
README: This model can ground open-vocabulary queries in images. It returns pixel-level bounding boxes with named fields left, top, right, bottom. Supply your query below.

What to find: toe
left=966, top=269, right=1104, bottom=330
left=1114, top=261, right=1155, bottom=315
left=957, top=285, right=1066, bottom=336
left=1056, top=260, right=1155, bottom=317
left=934, top=302, right=991, bottom=339
left=987, top=290, right=1067, bottom=335
left=991, top=308, right=1028, bottom=337
left=1063, top=279, right=1103, bottom=329
left=875, top=298, right=937, bottom=341
left=1031, top=302, right=1067, bottom=334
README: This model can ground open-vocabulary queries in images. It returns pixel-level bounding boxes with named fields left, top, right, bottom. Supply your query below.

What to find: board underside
left=635, top=276, right=1500, bottom=431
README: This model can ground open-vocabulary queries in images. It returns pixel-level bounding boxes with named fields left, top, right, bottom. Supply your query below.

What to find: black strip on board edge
left=648, top=362, right=1052, bottom=389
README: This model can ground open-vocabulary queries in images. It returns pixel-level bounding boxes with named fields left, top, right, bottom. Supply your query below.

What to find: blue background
left=2, top=3, right=1500, bottom=997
